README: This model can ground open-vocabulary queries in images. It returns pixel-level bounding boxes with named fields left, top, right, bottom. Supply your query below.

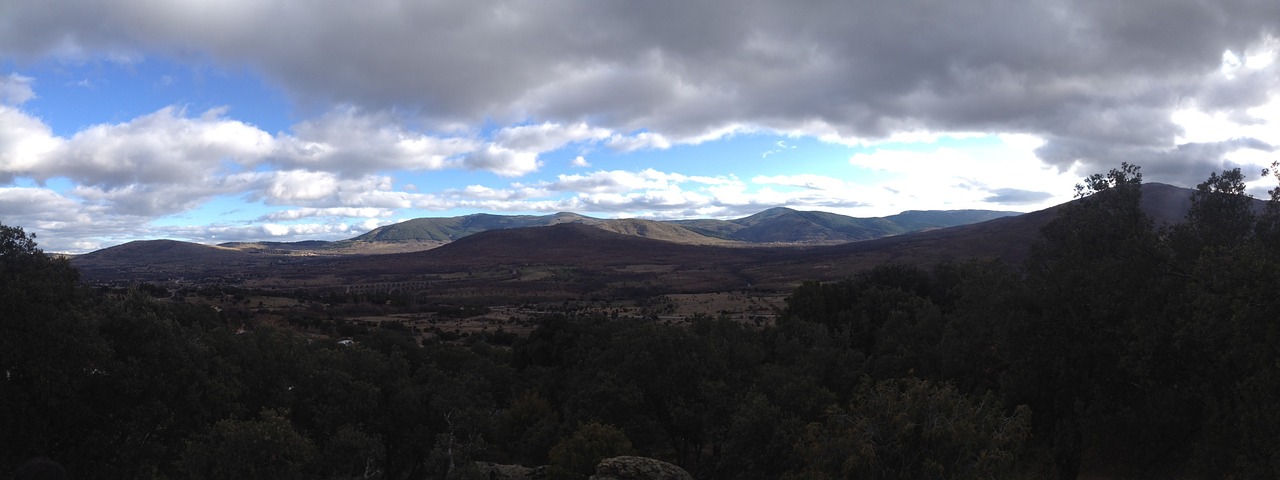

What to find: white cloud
left=0, top=106, right=62, bottom=180
left=493, top=122, right=612, bottom=153
left=0, top=186, right=92, bottom=226
left=752, top=174, right=848, bottom=191
left=458, top=145, right=541, bottom=177
left=277, top=108, right=479, bottom=175
left=52, top=107, right=274, bottom=188
left=260, top=222, right=350, bottom=237
left=846, top=134, right=1077, bottom=214
left=570, top=155, right=590, bottom=167
left=261, top=207, right=393, bottom=221
left=544, top=169, right=695, bottom=194
left=0, top=74, right=35, bottom=105
left=451, top=184, right=548, bottom=201
left=263, top=170, right=341, bottom=202
left=607, top=132, right=672, bottom=152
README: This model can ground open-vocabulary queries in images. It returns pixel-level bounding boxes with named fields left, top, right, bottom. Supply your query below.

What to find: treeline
left=3, top=164, right=1280, bottom=479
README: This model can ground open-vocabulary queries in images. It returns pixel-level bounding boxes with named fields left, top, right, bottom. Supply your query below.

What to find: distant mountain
left=783, top=182, right=1259, bottom=270
left=671, top=207, right=1018, bottom=243
left=350, top=212, right=738, bottom=246
left=351, top=213, right=582, bottom=242
left=349, top=208, right=1020, bottom=248
left=390, top=182, right=1222, bottom=287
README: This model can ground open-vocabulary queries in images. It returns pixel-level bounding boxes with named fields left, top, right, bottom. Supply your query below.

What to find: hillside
left=351, top=207, right=1020, bottom=248
left=589, top=218, right=742, bottom=245
left=76, top=239, right=253, bottom=265
left=351, top=213, right=577, bottom=242
left=72, top=239, right=273, bottom=282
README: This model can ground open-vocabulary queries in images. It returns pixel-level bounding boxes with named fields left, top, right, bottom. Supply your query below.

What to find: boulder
left=588, top=456, right=694, bottom=480
left=473, top=461, right=546, bottom=479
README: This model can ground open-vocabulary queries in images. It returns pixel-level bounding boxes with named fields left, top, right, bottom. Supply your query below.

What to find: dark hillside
left=351, top=213, right=560, bottom=242
left=355, top=223, right=759, bottom=271
left=72, top=239, right=285, bottom=282
left=76, top=239, right=253, bottom=264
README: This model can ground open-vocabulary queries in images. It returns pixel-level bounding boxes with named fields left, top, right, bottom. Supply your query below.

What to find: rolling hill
left=71, top=239, right=271, bottom=282
left=76, top=239, right=253, bottom=265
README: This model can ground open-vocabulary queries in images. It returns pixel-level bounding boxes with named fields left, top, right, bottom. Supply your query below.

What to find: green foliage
left=714, top=391, right=804, bottom=479
left=791, top=378, right=1032, bottom=480
left=319, top=425, right=385, bottom=480
left=547, top=422, right=635, bottom=480
left=496, top=390, right=561, bottom=465
left=180, top=409, right=317, bottom=480
left=1019, top=163, right=1164, bottom=479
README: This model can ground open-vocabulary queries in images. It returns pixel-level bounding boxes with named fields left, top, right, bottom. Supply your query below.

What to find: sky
left=2, top=1, right=1279, bottom=253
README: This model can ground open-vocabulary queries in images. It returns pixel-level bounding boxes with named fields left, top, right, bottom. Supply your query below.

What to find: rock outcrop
left=473, top=461, right=546, bottom=479
left=588, top=456, right=693, bottom=480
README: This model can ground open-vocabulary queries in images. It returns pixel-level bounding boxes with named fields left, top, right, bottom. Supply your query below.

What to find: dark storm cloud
left=3, top=0, right=1279, bottom=184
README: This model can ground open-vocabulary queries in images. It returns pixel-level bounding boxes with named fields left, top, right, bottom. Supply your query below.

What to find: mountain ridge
left=330, top=207, right=1020, bottom=250
left=71, top=183, right=1236, bottom=292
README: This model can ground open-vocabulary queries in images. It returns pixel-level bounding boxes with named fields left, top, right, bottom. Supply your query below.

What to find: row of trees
left=3, top=163, right=1279, bottom=478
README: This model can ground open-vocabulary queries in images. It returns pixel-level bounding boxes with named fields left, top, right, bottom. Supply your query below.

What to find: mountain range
left=71, top=183, right=1233, bottom=299
left=217, top=207, right=1019, bottom=253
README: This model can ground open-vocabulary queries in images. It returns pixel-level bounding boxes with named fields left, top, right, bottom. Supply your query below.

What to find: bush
left=547, top=422, right=635, bottom=480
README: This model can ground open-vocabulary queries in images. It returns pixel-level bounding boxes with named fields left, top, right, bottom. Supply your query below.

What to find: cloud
left=459, top=145, right=541, bottom=177
left=543, top=169, right=697, bottom=194
left=570, top=155, right=590, bottom=168
left=9, top=0, right=1278, bottom=189
left=0, top=106, right=61, bottom=182
left=51, top=107, right=275, bottom=189
left=606, top=132, right=672, bottom=152
left=753, top=174, right=847, bottom=191
left=5, top=0, right=1278, bottom=184
left=275, top=108, right=478, bottom=175
left=261, top=170, right=341, bottom=202
left=0, top=74, right=35, bottom=105
left=449, top=184, right=548, bottom=201
left=493, top=122, right=612, bottom=153
left=0, top=186, right=93, bottom=227
left=761, top=140, right=798, bottom=158
left=260, top=207, right=393, bottom=222
left=983, top=188, right=1054, bottom=205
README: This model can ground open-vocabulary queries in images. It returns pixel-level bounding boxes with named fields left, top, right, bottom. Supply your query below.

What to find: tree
left=0, top=224, right=111, bottom=474
left=1174, top=167, right=1256, bottom=256
left=1163, top=167, right=1280, bottom=476
left=1016, top=163, right=1167, bottom=480
left=790, top=378, right=1033, bottom=480
left=179, top=409, right=317, bottom=480
left=547, top=422, right=635, bottom=480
